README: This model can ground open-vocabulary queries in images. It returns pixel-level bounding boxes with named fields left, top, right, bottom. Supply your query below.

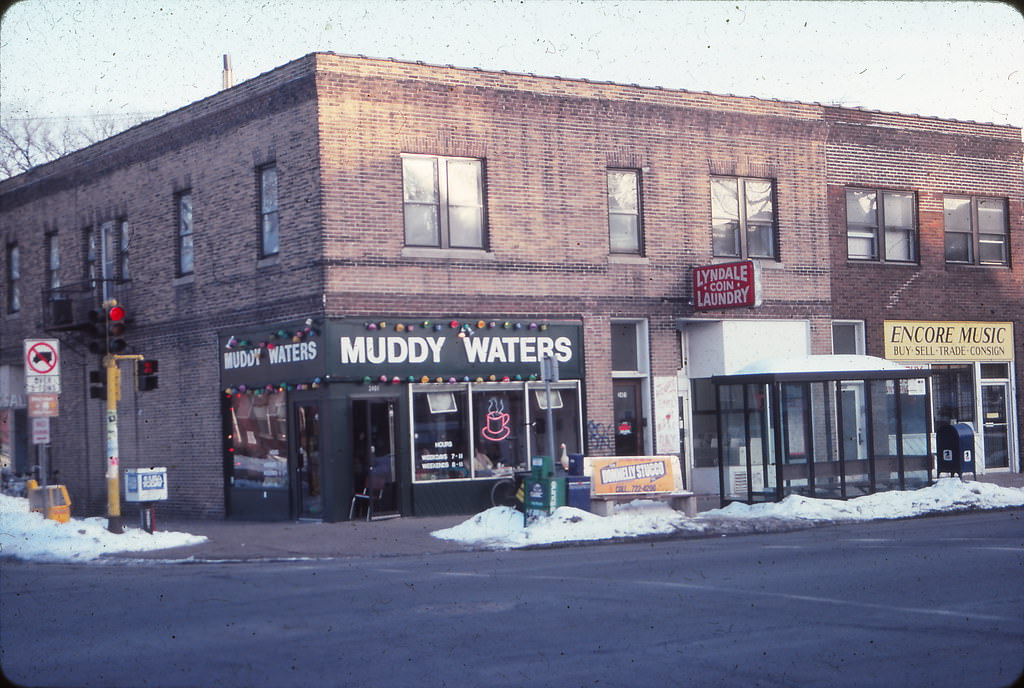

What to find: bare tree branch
left=0, top=106, right=149, bottom=179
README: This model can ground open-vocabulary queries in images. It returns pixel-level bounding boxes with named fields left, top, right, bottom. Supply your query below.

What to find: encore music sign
left=692, top=260, right=762, bottom=311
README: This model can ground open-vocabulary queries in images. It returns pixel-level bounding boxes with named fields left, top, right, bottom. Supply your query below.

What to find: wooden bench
left=589, top=490, right=697, bottom=517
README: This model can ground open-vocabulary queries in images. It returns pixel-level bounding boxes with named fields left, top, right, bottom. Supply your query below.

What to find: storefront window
left=413, top=388, right=470, bottom=480
left=228, top=391, right=289, bottom=489
left=932, top=364, right=975, bottom=428
left=411, top=382, right=582, bottom=482
left=472, top=387, right=527, bottom=475
left=528, top=383, right=582, bottom=458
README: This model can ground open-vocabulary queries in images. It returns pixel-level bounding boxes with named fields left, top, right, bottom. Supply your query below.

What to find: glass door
left=293, top=402, right=322, bottom=518
left=980, top=382, right=1010, bottom=469
left=352, top=399, right=398, bottom=515
left=613, top=379, right=645, bottom=456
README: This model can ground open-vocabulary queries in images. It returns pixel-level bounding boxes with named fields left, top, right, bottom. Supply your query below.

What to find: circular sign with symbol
left=25, top=340, right=60, bottom=375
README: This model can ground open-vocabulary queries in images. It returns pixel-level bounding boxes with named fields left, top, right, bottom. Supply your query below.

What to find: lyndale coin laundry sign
left=692, top=260, right=762, bottom=311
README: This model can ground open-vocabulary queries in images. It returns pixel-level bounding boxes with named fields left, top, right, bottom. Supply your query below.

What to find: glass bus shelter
left=710, top=356, right=933, bottom=506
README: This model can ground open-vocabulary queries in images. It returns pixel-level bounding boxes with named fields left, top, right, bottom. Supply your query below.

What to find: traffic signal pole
left=103, top=353, right=142, bottom=534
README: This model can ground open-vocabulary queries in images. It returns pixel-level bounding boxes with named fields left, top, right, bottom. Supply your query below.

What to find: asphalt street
left=2, top=509, right=1022, bottom=688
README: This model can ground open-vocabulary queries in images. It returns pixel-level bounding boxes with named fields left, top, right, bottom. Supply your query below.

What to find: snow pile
left=713, top=478, right=1024, bottom=521
left=432, top=478, right=1024, bottom=549
left=0, top=494, right=206, bottom=563
left=433, top=500, right=708, bottom=549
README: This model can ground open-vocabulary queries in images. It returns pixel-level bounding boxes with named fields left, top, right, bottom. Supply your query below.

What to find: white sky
left=1, top=0, right=1022, bottom=128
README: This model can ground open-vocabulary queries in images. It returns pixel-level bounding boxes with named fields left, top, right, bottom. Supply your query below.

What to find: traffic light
left=85, top=309, right=107, bottom=354
left=89, top=369, right=106, bottom=399
left=137, top=359, right=159, bottom=391
left=85, top=302, right=129, bottom=354
left=107, top=304, right=128, bottom=353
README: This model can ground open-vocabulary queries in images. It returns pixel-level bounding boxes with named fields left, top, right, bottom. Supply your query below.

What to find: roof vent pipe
left=222, top=54, right=234, bottom=90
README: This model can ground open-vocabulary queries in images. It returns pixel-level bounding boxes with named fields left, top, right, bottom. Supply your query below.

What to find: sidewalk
left=115, top=472, right=1024, bottom=563
left=120, top=513, right=474, bottom=562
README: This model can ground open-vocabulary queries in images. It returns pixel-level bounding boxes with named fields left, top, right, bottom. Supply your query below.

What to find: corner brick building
left=1, top=53, right=1019, bottom=521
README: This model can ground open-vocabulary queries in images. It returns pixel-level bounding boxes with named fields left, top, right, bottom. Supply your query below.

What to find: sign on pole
left=31, top=417, right=51, bottom=445
left=28, top=393, right=59, bottom=417
left=24, top=339, right=61, bottom=394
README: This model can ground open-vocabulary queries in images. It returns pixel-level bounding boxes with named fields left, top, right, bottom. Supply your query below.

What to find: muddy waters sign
left=884, top=321, right=1013, bottom=362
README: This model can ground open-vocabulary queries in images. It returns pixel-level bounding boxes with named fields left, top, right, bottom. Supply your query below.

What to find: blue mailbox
left=936, top=423, right=975, bottom=478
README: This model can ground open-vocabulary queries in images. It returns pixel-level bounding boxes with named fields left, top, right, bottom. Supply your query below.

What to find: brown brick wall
left=1, top=53, right=1020, bottom=518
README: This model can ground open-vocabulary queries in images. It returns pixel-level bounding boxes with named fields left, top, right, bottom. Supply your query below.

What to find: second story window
left=944, top=195, right=1008, bottom=266
left=5, top=243, right=19, bottom=314
left=46, top=232, right=61, bottom=292
left=402, top=155, right=485, bottom=249
left=711, top=177, right=776, bottom=259
left=608, top=169, right=642, bottom=254
left=84, top=226, right=97, bottom=286
left=177, top=192, right=194, bottom=276
left=846, top=189, right=917, bottom=262
left=119, top=220, right=131, bottom=281
left=259, top=165, right=279, bottom=257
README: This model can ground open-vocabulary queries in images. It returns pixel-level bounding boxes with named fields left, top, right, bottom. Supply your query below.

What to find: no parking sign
left=24, top=339, right=61, bottom=393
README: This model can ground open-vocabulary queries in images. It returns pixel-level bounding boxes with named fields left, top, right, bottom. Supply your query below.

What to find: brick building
left=1, top=53, right=1019, bottom=521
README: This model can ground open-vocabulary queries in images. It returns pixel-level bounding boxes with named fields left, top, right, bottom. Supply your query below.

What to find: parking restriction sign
left=24, top=339, right=61, bottom=394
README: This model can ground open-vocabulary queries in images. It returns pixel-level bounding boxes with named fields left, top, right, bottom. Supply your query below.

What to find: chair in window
left=349, top=466, right=387, bottom=521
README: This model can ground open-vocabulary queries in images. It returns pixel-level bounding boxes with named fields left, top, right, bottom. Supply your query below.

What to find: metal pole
left=104, top=354, right=123, bottom=533
left=543, top=355, right=556, bottom=465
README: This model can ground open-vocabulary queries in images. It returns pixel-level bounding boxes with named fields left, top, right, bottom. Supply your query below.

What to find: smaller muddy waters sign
left=692, top=260, right=761, bottom=311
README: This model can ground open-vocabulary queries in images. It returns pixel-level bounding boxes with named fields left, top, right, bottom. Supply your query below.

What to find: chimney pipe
left=222, top=54, right=234, bottom=90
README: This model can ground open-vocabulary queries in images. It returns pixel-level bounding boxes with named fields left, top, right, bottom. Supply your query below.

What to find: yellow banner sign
left=884, top=321, right=1014, bottom=362
left=588, top=456, right=682, bottom=495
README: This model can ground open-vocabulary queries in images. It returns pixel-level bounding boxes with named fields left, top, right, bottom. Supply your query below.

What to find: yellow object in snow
left=26, top=480, right=72, bottom=524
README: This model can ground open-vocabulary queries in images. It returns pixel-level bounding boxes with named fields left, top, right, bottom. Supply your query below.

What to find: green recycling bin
left=523, top=476, right=566, bottom=525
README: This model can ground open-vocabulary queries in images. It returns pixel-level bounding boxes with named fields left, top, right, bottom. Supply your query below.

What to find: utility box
left=936, top=423, right=975, bottom=477
left=125, top=467, right=169, bottom=502
left=523, top=476, right=566, bottom=525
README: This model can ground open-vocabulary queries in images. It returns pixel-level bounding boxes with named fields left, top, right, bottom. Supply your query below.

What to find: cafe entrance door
left=351, top=398, right=399, bottom=516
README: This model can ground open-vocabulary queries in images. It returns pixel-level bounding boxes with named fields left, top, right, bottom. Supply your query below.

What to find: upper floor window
left=119, top=220, right=131, bottom=281
left=84, top=226, right=97, bottom=286
left=831, top=320, right=865, bottom=355
left=46, top=232, right=61, bottom=291
left=177, top=192, right=194, bottom=275
left=846, top=189, right=917, bottom=262
left=711, top=177, right=776, bottom=259
left=5, top=243, right=20, bottom=314
left=402, top=155, right=485, bottom=249
left=608, top=169, right=642, bottom=254
left=944, top=195, right=1008, bottom=265
left=259, top=165, right=279, bottom=257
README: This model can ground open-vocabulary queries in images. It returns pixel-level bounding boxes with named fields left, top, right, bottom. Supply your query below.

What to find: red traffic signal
left=108, top=305, right=126, bottom=322
left=137, top=359, right=159, bottom=391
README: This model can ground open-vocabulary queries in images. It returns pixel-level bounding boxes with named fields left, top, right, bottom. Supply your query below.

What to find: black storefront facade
left=220, top=317, right=585, bottom=521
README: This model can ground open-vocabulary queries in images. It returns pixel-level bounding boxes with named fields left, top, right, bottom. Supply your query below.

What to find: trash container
left=936, top=423, right=975, bottom=477
left=523, top=476, right=566, bottom=525
left=566, top=476, right=591, bottom=511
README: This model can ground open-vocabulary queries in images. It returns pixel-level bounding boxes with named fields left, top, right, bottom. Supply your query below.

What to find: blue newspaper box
left=568, top=453, right=585, bottom=476
left=567, top=476, right=591, bottom=511
left=936, top=423, right=975, bottom=477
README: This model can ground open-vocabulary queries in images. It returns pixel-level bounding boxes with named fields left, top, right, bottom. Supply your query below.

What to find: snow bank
left=432, top=478, right=1024, bottom=549
left=0, top=494, right=206, bottom=562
